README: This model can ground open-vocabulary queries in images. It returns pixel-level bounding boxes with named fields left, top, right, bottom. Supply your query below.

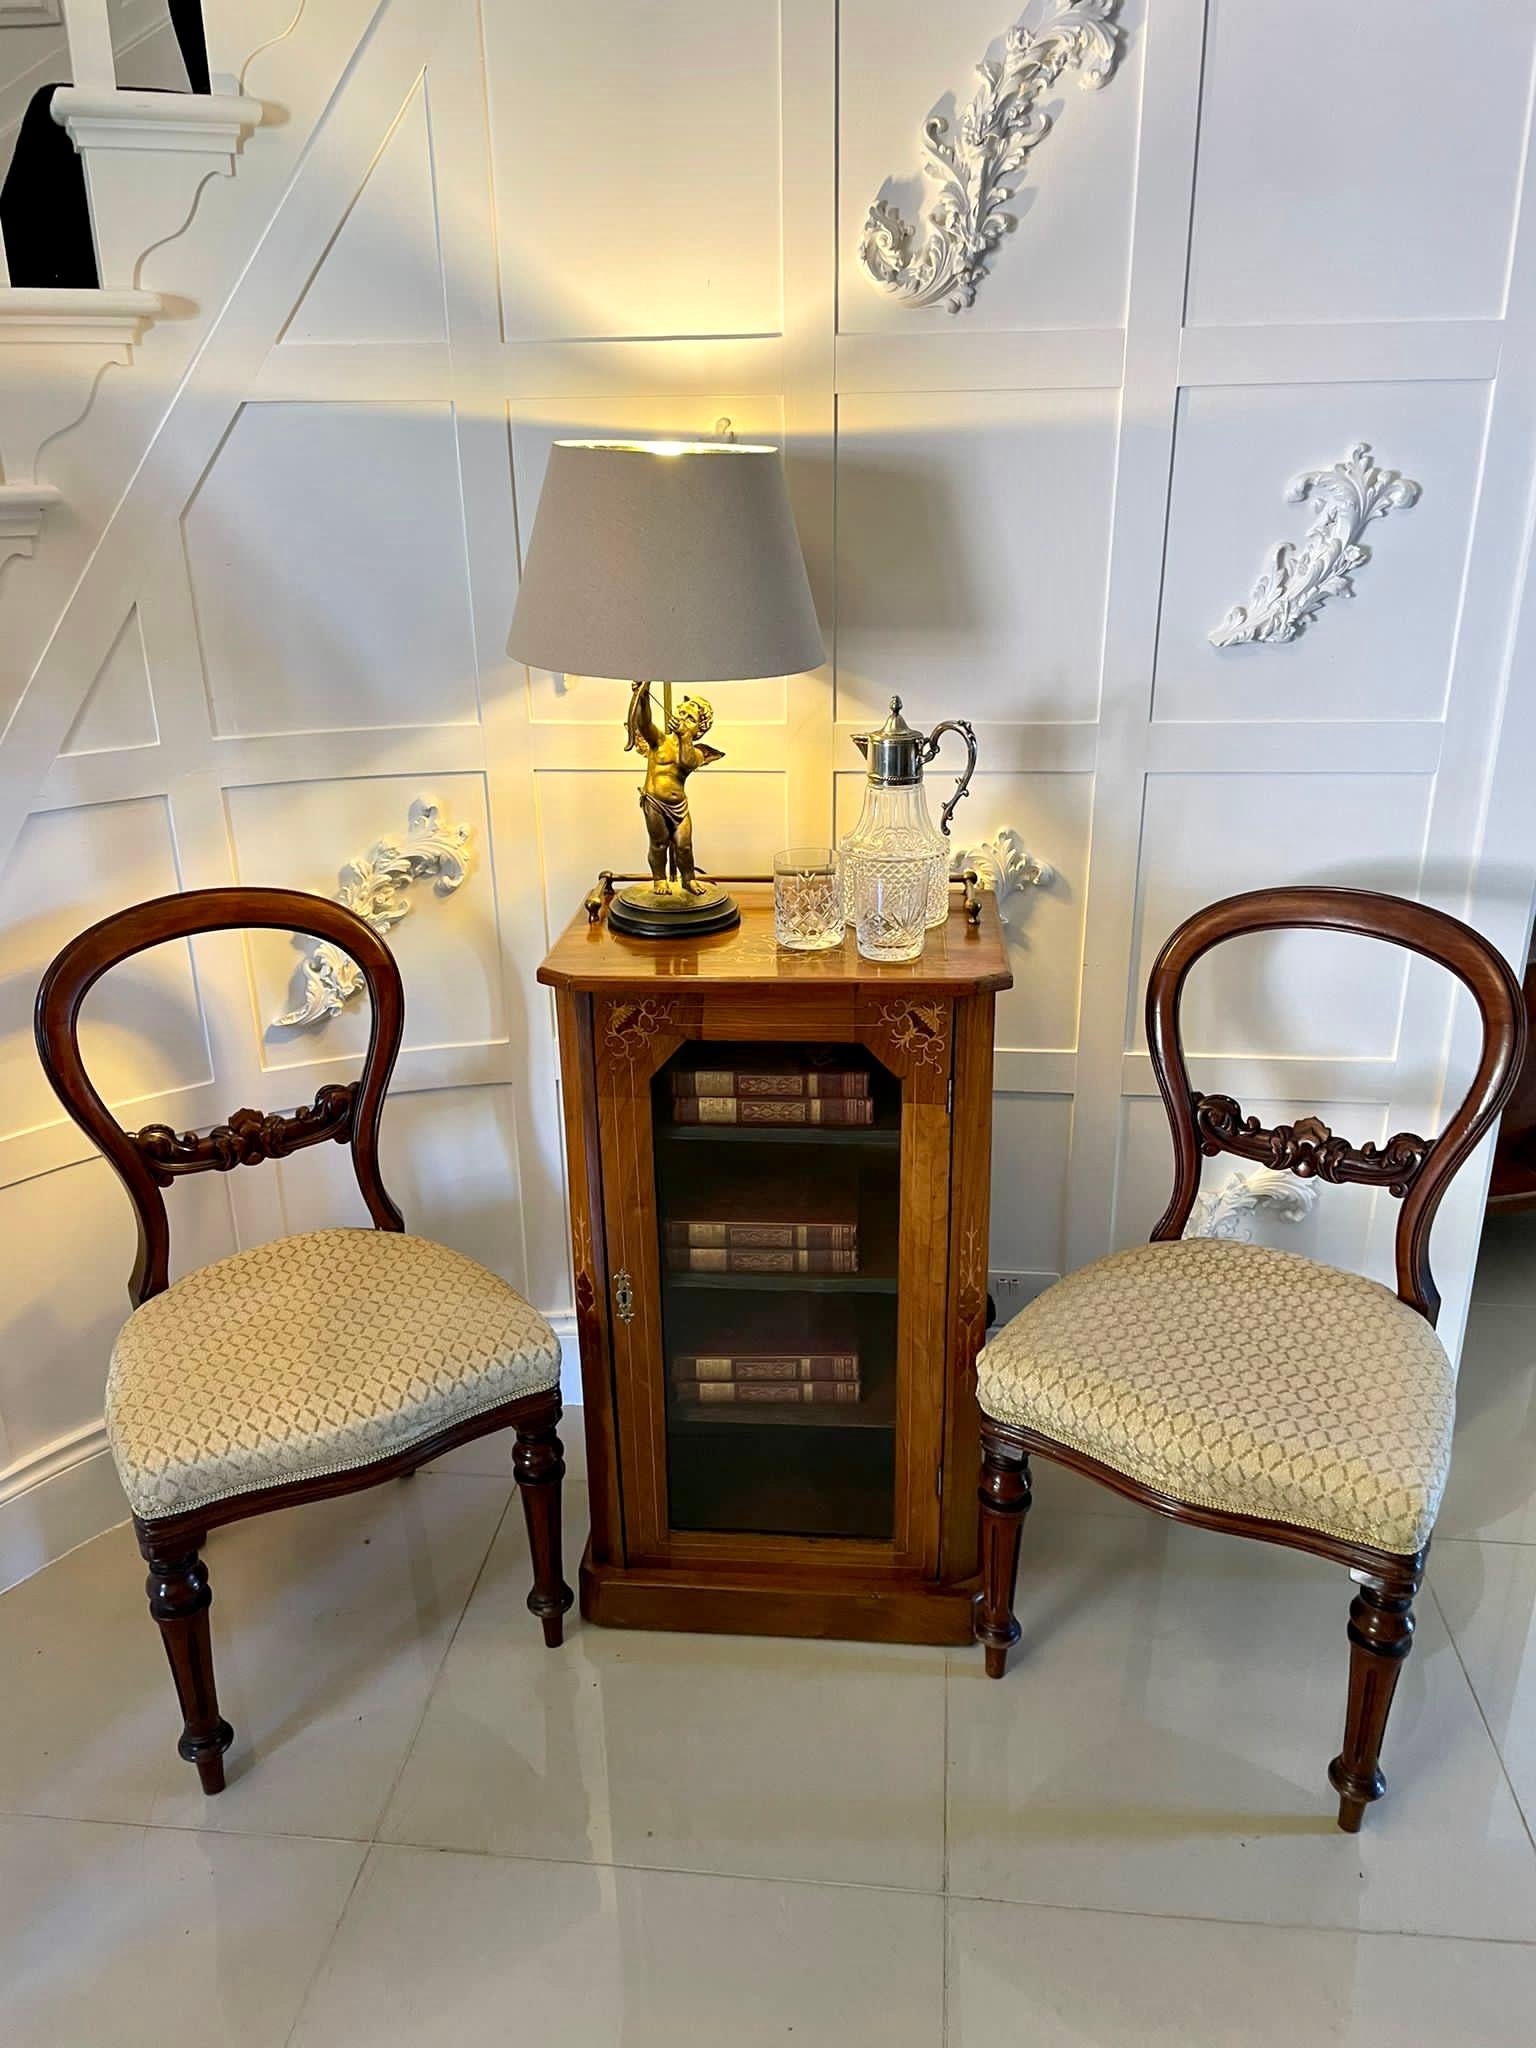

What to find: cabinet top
left=538, top=884, right=1013, bottom=994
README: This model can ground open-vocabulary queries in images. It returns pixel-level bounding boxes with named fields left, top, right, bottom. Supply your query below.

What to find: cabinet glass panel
left=652, top=1041, right=900, bottom=1540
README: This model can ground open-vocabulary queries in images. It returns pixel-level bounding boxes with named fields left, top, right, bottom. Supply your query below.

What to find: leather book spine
left=667, top=1246, right=860, bottom=1274
left=672, top=1354, right=861, bottom=1383
left=663, top=1221, right=859, bottom=1250
left=671, top=1069, right=870, bottom=1099
left=676, top=1380, right=863, bottom=1405
left=669, top=1096, right=874, bottom=1126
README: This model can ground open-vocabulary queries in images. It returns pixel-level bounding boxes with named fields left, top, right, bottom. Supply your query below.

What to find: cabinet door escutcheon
left=613, top=1268, right=636, bottom=1324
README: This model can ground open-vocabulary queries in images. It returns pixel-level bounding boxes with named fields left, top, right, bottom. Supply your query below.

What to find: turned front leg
left=975, top=1429, right=1032, bottom=1679
left=1328, top=1565, right=1420, bottom=1833
left=141, top=1531, right=233, bottom=1794
left=513, top=1422, right=575, bottom=1648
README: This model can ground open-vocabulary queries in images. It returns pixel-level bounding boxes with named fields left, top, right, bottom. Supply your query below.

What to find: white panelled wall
left=3, top=0, right=1536, bottom=1585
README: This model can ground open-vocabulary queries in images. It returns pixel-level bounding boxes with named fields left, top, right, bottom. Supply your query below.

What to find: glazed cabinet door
left=591, top=990, right=954, bottom=1575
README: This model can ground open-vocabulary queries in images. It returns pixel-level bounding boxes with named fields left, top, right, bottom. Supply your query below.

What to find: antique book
left=672, top=1353, right=860, bottom=1383
left=662, top=1177, right=858, bottom=1245
left=667, top=1246, right=860, bottom=1274
left=674, top=1379, right=863, bottom=1406
left=669, top=1095, right=875, bottom=1127
left=671, top=1064, right=869, bottom=1099
left=664, top=1219, right=858, bottom=1251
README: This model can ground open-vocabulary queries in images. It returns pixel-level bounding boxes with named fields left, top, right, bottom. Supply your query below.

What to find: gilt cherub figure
left=625, top=681, right=724, bottom=896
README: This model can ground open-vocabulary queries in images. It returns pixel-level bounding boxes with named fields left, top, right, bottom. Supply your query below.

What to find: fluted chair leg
left=976, top=1426, right=1032, bottom=1679
left=140, top=1528, right=234, bottom=1794
left=1328, top=1564, right=1421, bottom=1832
left=513, top=1417, right=574, bottom=1648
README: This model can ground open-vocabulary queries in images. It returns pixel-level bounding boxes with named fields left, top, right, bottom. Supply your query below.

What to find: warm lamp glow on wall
left=508, top=439, right=825, bottom=937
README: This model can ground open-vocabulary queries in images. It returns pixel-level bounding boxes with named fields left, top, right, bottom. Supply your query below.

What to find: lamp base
left=608, top=881, right=740, bottom=939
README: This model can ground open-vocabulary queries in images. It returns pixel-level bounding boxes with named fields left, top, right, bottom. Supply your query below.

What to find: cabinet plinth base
left=579, top=1544, right=980, bottom=1647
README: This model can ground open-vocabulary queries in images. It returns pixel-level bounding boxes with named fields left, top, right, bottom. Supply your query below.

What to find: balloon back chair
left=35, top=887, right=573, bottom=1795
left=973, top=886, right=1525, bottom=1831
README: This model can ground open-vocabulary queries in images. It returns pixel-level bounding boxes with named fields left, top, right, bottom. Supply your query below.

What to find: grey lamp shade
left=507, top=440, right=826, bottom=683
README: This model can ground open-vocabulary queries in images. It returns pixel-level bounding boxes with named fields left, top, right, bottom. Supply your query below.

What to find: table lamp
left=508, top=439, right=825, bottom=937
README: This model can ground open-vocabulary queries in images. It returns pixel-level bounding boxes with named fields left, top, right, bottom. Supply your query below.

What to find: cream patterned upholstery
left=976, top=1237, right=1454, bottom=1555
left=107, top=1228, right=561, bottom=1521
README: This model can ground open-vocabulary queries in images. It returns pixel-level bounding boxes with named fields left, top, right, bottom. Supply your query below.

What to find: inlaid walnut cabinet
left=539, top=885, right=1011, bottom=1644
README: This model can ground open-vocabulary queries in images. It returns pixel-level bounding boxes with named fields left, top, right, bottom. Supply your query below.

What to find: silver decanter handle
left=923, top=719, right=978, bottom=837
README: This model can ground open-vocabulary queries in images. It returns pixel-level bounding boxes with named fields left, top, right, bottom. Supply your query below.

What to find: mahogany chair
left=974, top=886, right=1526, bottom=1832
left=35, top=886, right=573, bottom=1795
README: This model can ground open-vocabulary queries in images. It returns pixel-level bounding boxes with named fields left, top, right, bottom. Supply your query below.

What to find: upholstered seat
left=107, top=1227, right=562, bottom=1520
left=976, top=1236, right=1454, bottom=1555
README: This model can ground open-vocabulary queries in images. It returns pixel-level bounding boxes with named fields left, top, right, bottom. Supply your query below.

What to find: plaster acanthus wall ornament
left=859, top=1, right=1122, bottom=314
left=272, top=798, right=472, bottom=1028
left=1210, top=442, right=1422, bottom=649
left=950, top=828, right=1054, bottom=922
left=1183, top=1165, right=1321, bottom=1243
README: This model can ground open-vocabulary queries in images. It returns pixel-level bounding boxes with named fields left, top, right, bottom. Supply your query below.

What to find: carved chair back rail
left=34, top=886, right=405, bottom=1306
left=33, top=887, right=570, bottom=1800
left=1145, top=885, right=1527, bottom=1322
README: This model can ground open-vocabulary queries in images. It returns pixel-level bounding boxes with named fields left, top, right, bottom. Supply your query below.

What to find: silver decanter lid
left=852, top=696, right=925, bottom=786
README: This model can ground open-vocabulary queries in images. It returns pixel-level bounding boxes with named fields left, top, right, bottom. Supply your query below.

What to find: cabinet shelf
left=663, top=1268, right=898, bottom=1295
left=657, top=1121, right=899, bottom=1149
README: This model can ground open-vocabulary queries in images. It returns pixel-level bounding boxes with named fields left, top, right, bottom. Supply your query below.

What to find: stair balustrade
left=0, top=0, right=260, bottom=561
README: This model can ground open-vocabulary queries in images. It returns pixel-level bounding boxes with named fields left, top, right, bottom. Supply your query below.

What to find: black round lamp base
left=607, top=883, right=741, bottom=940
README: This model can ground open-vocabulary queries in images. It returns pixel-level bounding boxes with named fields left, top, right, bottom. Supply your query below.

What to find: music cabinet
left=538, top=883, right=1012, bottom=1645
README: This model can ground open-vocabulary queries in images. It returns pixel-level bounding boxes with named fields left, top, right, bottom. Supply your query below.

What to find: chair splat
left=1191, top=1093, right=1431, bottom=1197
left=131, top=1082, right=359, bottom=1184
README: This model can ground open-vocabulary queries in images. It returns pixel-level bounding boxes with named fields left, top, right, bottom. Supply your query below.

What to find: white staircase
left=0, top=283, right=159, bottom=561
left=0, top=0, right=261, bottom=564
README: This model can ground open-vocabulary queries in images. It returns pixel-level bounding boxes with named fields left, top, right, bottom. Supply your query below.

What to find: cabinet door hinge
left=935, top=1460, right=944, bottom=1500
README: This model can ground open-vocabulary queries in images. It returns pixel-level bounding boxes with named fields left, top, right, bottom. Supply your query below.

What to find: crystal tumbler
left=774, top=847, right=843, bottom=952
left=853, top=852, right=929, bottom=964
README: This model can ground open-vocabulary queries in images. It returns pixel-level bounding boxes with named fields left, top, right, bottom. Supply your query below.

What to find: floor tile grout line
left=280, top=1837, right=373, bottom=2048
left=1425, top=1575, right=1536, bottom=1862
left=0, top=1805, right=374, bottom=1848
left=10, top=1804, right=1536, bottom=1953
left=941, top=1894, right=955, bottom=2045
left=367, top=1829, right=948, bottom=1899
left=350, top=1830, right=1536, bottom=1946
left=941, top=1651, right=952, bottom=1895
left=940, top=1885, right=1536, bottom=1950
left=365, top=1479, right=520, bottom=1848
left=940, top=1652, right=952, bottom=2043
left=281, top=1474, right=520, bottom=2046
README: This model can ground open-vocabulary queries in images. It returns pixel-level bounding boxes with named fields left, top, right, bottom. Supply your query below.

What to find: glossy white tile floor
left=6, top=1223, right=1536, bottom=2044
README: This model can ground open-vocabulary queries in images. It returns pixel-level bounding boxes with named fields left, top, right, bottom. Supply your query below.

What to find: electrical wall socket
left=986, top=1269, right=1059, bottom=1328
